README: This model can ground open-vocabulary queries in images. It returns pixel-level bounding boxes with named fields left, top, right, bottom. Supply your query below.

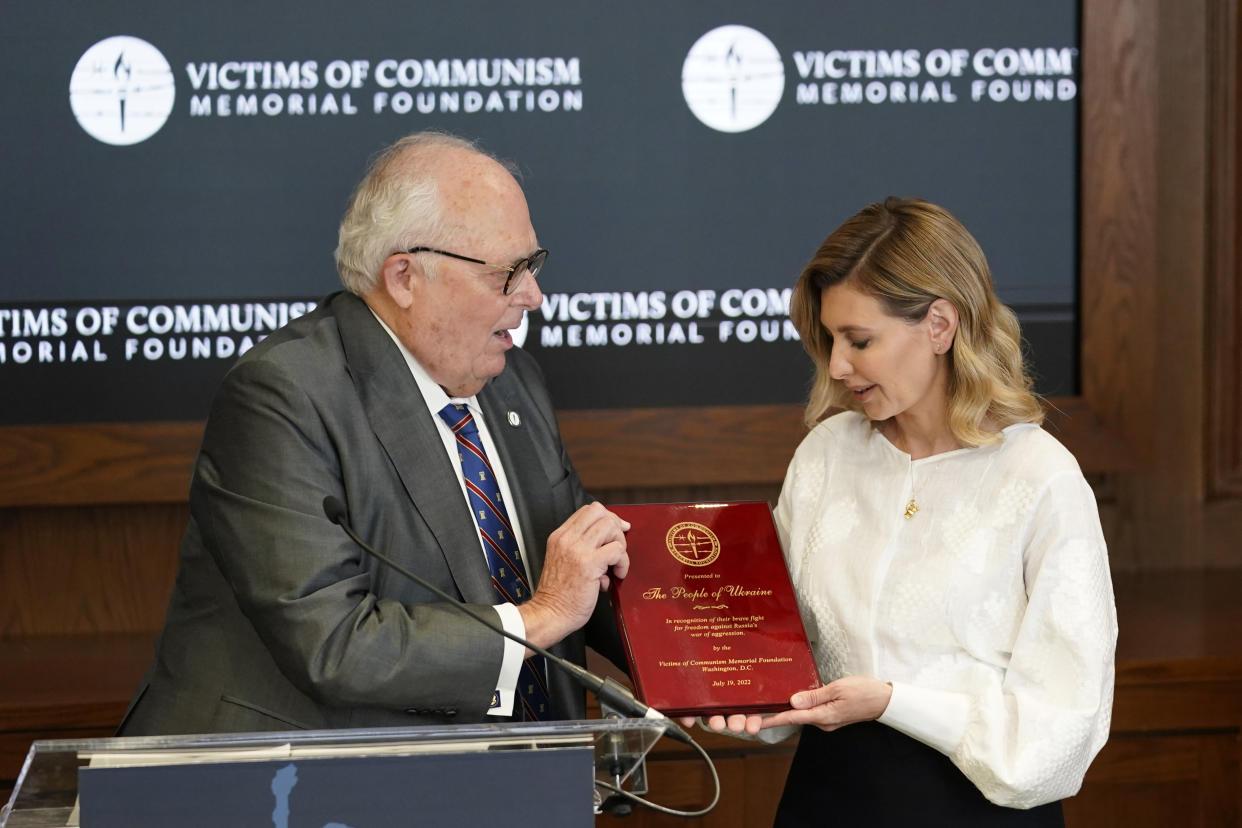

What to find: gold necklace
left=903, top=463, right=919, bottom=519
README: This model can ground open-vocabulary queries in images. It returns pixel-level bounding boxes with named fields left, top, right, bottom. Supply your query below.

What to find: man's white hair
left=334, top=131, right=516, bottom=295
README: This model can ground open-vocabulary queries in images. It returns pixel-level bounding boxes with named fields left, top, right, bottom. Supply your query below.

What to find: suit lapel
left=332, top=293, right=495, bottom=604
left=478, top=374, right=556, bottom=588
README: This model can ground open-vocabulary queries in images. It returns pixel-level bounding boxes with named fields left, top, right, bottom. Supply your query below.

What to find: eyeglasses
left=406, top=246, right=548, bottom=295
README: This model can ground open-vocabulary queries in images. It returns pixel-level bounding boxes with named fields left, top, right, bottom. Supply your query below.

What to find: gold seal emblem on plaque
left=666, top=521, right=721, bottom=566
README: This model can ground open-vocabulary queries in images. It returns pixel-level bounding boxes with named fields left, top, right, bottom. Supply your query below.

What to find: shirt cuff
left=487, top=603, right=526, bottom=717
left=876, top=680, right=970, bottom=755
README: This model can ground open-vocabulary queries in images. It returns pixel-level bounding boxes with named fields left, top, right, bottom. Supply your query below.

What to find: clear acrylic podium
left=1, top=718, right=667, bottom=827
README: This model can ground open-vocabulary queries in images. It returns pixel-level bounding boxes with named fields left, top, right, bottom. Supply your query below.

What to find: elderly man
left=118, top=132, right=630, bottom=735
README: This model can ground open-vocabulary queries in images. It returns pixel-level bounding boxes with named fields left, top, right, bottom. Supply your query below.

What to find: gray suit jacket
left=120, top=291, right=621, bottom=735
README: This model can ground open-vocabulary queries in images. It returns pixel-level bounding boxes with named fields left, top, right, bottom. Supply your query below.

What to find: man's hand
left=518, top=503, right=630, bottom=651
left=681, top=675, right=893, bottom=735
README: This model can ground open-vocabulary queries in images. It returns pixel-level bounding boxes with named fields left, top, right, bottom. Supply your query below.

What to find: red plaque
left=609, top=502, right=821, bottom=718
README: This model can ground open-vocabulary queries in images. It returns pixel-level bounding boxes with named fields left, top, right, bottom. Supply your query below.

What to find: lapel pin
left=507, top=411, right=521, bottom=427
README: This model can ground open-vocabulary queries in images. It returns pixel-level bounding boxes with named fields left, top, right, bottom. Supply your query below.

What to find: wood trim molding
left=0, top=398, right=1132, bottom=507
left=0, top=422, right=200, bottom=507
left=1206, top=0, right=1242, bottom=497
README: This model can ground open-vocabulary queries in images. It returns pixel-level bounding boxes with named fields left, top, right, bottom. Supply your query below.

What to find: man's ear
left=927, top=298, right=959, bottom=352
left=381, top=253, right=418, bottom=309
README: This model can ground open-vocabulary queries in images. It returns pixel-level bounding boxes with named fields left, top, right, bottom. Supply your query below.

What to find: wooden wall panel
left=1081, top=0, right=1242, bottom=570
left=1081, top=0, right=1182, bottom=569
left=0, top=423, right=199, bottom=507
left=1081, top=0, right=1160, bottom=453
left=0, top=504, right=183, bottom=638
left=1066, top=734, right=1240, bottom=827
left=1207, top=0, right=1242, bottom=498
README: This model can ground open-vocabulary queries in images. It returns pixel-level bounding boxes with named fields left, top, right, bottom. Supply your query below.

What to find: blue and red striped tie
left=438, top=403, right=551, bottom=721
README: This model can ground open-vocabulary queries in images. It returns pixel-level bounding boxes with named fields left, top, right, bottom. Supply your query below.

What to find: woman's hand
left=678, top=713, right=766, bottom=735
left=678, top=676, right=892, bottom=735
left=680, top=675, right=894, bottom=734
left=759, top=675, right=893, bottom=732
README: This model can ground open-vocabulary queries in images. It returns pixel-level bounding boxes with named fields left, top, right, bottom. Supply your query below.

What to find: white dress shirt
left=773, top=410, right=1117, bottom=808
left=373, top=313, right=526, bottom=716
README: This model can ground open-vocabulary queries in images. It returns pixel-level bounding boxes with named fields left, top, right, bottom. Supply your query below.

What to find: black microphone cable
left=594, top=734, right=721, bottom=818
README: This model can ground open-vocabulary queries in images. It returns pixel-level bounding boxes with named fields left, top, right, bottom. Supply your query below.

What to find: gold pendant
left=903, top=499, right=919, bottom=519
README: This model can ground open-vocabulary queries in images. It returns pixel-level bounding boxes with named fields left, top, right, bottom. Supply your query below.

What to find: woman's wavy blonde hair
left=790, top=197, right=1043, bottom=446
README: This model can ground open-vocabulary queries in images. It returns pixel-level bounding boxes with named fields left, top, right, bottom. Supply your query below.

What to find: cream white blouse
left=773, top=411, right=1117, bottom=808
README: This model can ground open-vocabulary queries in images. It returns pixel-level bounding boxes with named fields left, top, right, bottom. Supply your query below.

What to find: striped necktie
left=437, top=403, right=551, bottom=721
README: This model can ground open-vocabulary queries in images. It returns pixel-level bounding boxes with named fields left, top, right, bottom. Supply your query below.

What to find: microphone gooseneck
left=320, top=495, right=692, bottom=745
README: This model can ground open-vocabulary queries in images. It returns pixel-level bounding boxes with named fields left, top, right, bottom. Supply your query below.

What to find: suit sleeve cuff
left=486, top=603, right=526, bottom=717
left=876, top=680, right=970, bottom=755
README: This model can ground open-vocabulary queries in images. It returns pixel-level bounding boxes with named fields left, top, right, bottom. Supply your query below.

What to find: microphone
left=321, top=495, right=692, bottom=744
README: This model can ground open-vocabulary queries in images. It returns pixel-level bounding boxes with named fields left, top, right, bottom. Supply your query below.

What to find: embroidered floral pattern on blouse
left=774, top=412, right=1116, bottom=809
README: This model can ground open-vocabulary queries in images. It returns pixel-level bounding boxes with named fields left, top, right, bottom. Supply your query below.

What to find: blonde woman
left=709, top=198, right=1116, bottom=826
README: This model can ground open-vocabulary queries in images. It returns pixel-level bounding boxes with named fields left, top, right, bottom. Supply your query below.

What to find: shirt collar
left=368, top=307, right=480, bottom=415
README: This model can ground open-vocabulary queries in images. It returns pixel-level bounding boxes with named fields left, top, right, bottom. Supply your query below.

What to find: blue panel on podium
left=77, top=747, right=591, bottom=828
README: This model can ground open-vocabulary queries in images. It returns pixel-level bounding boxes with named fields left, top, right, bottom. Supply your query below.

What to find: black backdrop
left=1, top=1, right=1079, bottom=425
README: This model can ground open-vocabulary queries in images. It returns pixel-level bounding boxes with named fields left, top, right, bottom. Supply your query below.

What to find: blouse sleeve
left=878, top=470, right=1118, bottom=808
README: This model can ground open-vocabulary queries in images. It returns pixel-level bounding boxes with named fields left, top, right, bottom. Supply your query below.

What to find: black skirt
left=774, top=723, right=1064, bottom=827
